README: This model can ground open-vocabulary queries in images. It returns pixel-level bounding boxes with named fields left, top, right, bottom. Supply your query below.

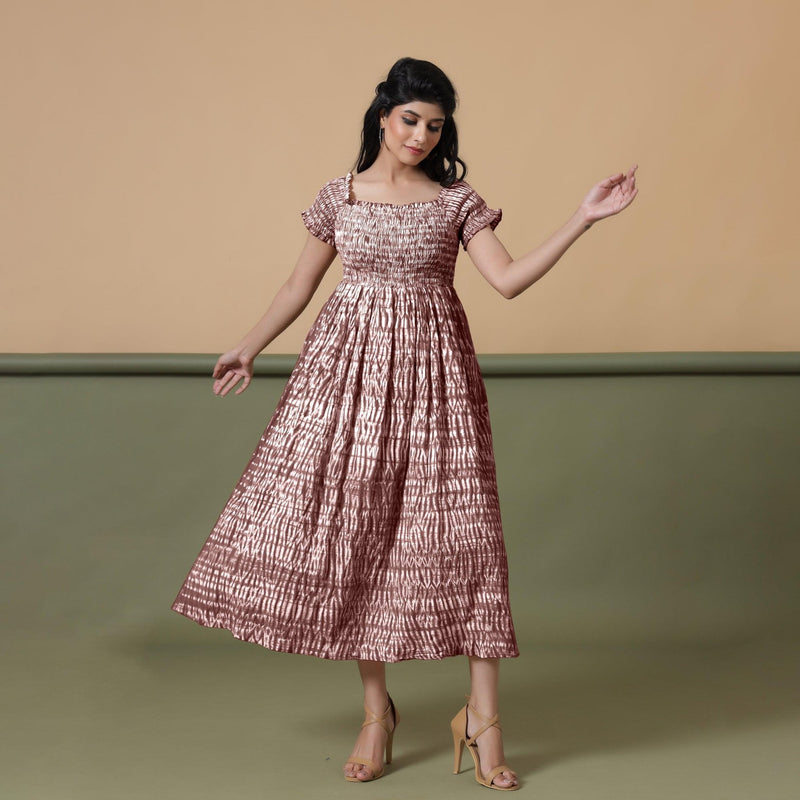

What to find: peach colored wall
left=2, top=0, right=797, bottom=353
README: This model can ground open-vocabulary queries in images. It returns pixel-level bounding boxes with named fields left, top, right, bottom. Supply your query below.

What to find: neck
left=370, top=151, right=425, bottom=184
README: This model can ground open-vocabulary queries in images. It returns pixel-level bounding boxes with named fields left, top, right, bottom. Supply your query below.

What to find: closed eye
left=402, top=117, right=442, bottom=133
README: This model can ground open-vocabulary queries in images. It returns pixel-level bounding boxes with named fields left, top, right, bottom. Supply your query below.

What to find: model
left=172, top=56, right=638, bottom=790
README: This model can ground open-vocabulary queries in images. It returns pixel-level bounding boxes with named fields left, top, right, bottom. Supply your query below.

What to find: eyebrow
left=402, top=109, right=446, bottom=122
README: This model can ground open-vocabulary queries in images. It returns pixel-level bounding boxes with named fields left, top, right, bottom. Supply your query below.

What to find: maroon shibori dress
left=171, top=172, right=519, bottom=662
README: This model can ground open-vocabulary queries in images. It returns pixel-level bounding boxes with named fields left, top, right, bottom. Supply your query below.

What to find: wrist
left=236, top=341, right=261, bottom=363
left=572, top=206, right=594, bottom=234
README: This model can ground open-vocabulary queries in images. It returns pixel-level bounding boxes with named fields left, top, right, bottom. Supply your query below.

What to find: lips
left=405, top=145, right=424, bottom=155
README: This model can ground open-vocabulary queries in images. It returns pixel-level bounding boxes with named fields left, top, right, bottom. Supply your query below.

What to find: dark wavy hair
left=355, top=57, right=467, bottom=186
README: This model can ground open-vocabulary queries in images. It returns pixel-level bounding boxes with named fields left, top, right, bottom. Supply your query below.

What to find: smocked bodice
left=301, top=173, right=502, bottom=288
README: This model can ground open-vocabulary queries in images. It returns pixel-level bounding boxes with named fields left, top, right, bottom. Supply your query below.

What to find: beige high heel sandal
left=344, top=694, right=399, bottom=782
left=450, top=695, right=519, bottom=791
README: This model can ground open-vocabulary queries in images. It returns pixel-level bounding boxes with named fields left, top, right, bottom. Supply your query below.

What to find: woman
left=172, top=56, right=637, bottom=791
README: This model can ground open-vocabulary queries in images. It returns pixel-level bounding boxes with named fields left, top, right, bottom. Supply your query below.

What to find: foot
left=466, top=705, right=519, bottom=790
left=343, top=695, right=395, bottom=782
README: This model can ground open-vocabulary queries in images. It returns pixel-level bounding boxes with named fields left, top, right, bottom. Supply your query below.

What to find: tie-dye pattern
left=171, top=174, right=519, bottom=662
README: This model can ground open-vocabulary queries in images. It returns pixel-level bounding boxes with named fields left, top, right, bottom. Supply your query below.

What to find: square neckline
left=345, top=172, right=446, bottom=207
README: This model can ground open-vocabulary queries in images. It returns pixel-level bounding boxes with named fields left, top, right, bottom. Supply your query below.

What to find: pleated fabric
left=171, top=173, right=519, bottom=662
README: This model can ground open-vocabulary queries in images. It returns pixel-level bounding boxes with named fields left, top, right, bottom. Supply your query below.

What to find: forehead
left=392, top=100, right=446, bottom=120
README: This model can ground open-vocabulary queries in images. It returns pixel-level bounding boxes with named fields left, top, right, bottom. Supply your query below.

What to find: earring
left=378, top=127, right=384, bottom=146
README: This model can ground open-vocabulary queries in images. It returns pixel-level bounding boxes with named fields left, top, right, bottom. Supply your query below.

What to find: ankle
left=468, top=699, right=498, bottom=720
left=364, top=689, right=389, bottom=711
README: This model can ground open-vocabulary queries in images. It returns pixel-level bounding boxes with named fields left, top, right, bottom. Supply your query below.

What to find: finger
left=212, top=358, right=233, bottom=378
left=598, top=172, right=620, bottom=188
left=222, top=374, right=244, bottom=397
left=212, top=369, right=232, bottom=394
left=218, top=372, right=242, bottom=397
left=622, top=171, right=635, bottom=192
left=234, top=374, right=251, bottom=395
left=620, top=187, right=639, bottom=208
left=212, top=375, right=226, bottom=395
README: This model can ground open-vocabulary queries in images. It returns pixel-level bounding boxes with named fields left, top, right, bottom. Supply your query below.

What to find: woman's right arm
left=212, top=233, right=337, bottom=396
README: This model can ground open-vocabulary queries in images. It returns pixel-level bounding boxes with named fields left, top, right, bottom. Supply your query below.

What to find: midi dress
left=171, top=172, right=519, bottom=662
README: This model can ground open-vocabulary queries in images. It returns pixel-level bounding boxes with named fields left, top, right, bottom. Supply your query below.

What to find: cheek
left=389, top=119, right=408, bottom=139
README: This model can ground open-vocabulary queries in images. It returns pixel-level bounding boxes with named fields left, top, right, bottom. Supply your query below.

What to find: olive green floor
left=2, top=633, right=798, bottom=799
left=2, top=358, right=799, bottom=798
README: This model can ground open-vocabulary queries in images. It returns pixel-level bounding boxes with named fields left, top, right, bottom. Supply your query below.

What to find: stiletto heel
left=451, top=718, right=465, bottom=773
left=385, top=716, right=394, bottom=764
left=449, top=694, right=519, bottom=791
left=344, top=693, right=399, bottom=782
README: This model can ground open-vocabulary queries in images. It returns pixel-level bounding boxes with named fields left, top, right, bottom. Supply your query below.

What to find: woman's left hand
left=580, top=164, right=638, bottom=224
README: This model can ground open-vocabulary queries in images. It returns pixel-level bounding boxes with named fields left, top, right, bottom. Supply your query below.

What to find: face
left=379, top=101, right=445, bottom=164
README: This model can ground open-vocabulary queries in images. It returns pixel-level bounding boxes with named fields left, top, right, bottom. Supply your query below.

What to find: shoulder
left=442, top=179, right=479, bottom=201
left=441, top=179, right=498, bottom=217
left=310, top=174, right=350, bottom=206
left=301, top=174, right=350, bottom=247
left=442, top=180, right=503, bottom=250
left=440, top=179, right=491, bottom=213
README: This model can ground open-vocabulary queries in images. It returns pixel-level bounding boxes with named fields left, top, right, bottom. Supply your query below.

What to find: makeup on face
left=381, top=102, right=445, bottom=161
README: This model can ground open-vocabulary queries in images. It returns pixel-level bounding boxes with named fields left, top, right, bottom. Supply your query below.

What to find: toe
left=494, top=770, right=517, bottom=788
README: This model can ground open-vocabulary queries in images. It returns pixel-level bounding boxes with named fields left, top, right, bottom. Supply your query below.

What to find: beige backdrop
left=2, top=0, right=797, bottom=354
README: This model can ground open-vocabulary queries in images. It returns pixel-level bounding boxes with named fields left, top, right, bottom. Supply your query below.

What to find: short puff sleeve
left=300, top=177, right=344, bottom=247
left=457, top=187, right=502, bottom=251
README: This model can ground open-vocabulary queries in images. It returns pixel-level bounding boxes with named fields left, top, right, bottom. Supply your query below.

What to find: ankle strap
left=361, top=697, right=394, bottom=734
left=465, top=702, right=503, bottom=745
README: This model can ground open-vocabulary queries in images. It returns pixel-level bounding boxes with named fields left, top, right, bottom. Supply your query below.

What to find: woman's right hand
left=212, top=349, right=254, bottom=396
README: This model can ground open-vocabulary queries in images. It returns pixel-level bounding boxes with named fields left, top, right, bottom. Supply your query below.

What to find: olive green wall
left=3, top=353, right=798, bottom=647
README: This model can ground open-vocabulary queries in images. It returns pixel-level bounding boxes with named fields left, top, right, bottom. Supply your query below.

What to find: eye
left=401, top=117, right=442, bottom=133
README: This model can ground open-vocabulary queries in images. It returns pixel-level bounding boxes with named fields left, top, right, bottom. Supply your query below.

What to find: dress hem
left=171, top=604, right=520, bottom=663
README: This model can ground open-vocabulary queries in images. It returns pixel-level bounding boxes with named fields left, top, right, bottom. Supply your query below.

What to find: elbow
left=499, top=283, right=520, bottom=300
left=494, top=270, right=520, bottom=299
left=489, top=277, right=516, bottom=299
left=284, top=276, right=317, bottom=305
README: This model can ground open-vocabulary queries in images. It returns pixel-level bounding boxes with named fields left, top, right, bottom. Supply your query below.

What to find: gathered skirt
left=171, top=277, right=519, bottom=662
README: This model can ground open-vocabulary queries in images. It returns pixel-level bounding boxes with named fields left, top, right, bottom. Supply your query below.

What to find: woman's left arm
left=467, top=165, right=638, bottom=299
